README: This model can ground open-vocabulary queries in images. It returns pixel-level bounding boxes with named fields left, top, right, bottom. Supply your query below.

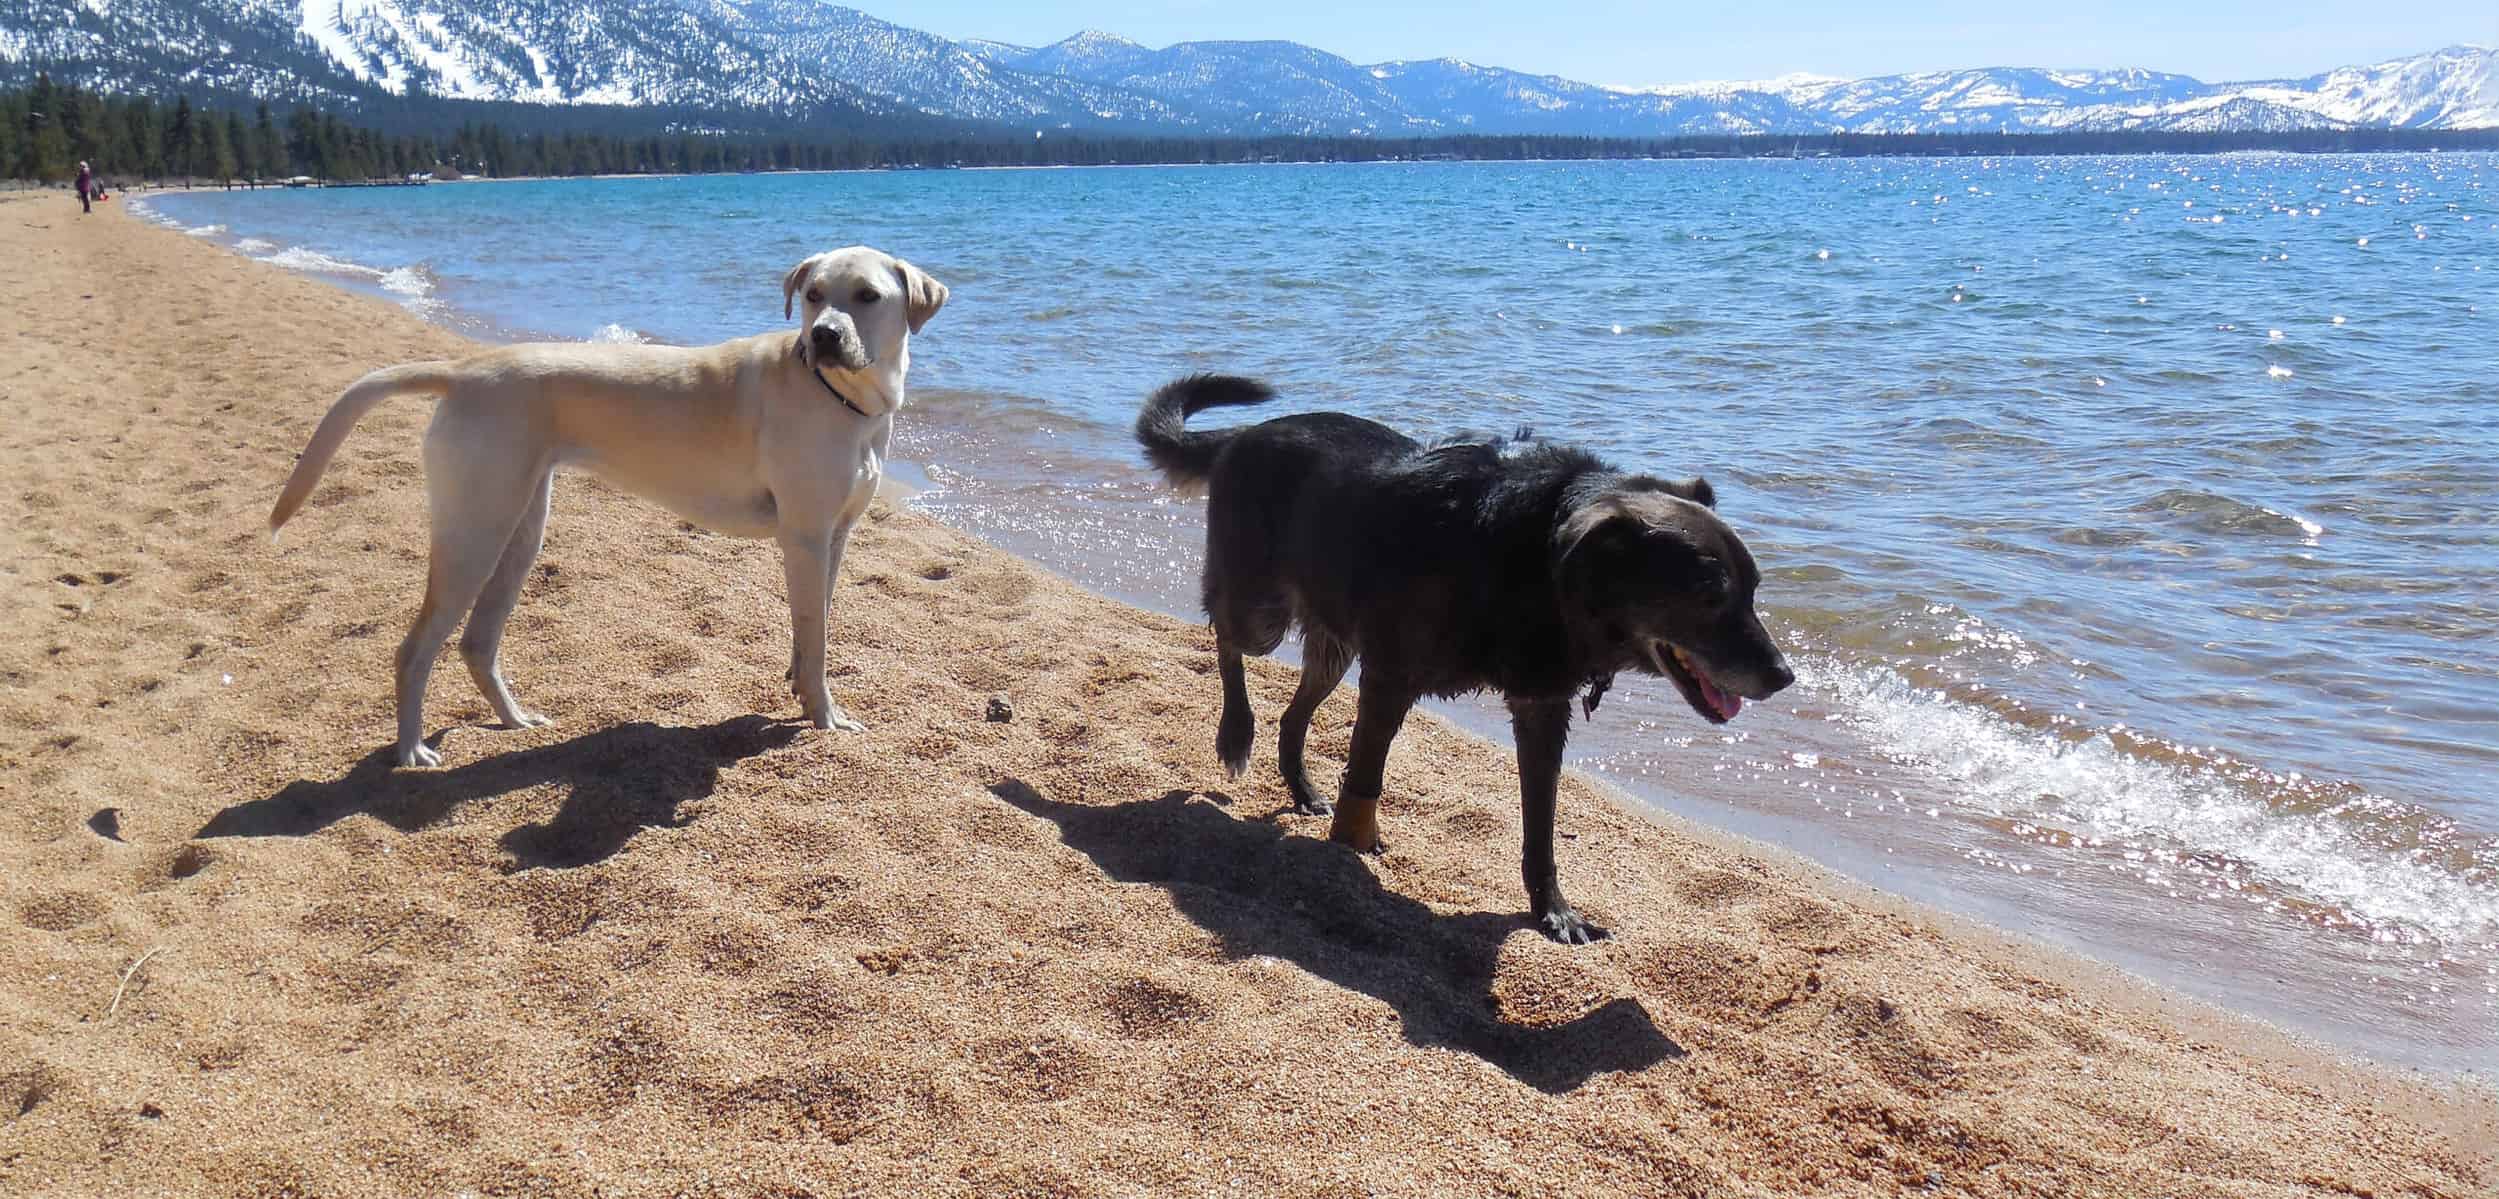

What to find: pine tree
left=208, top=115, right=240, bottom=184
left=252, top=102, right=283, bottom=180
left=168, top=95, right=196, bottom=182
left=0, top=96, right=21, bottom=180
left=287, top=107, right=320, bottom=177
left=30, top=118, right=69, bottom=182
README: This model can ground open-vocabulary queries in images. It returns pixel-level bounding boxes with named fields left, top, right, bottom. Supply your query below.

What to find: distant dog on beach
left=269, top=246, right=947, bottom=767
left=1136, top=376, right=1793, bottom=942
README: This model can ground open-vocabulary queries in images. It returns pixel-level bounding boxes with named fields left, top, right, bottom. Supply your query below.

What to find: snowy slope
left=2247, top=45, right=2499, bottom=129
left=286, top=0, right=865, bottom=110
left=690, top=2, right=1183, bottom=125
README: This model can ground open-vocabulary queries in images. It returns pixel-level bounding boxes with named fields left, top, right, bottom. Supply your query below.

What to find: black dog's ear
left=1620, top=473, right=1715, bottom=510
left=1555, top=498, right=1640, bottom=571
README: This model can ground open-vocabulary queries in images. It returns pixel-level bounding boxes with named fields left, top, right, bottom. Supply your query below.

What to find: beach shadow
left=197, top=716, right=801, bottom=869
left=989, top=779, right=1682, bottom=1093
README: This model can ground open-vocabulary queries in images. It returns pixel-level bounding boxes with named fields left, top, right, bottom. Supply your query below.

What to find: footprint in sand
left=1098, top=977, right=1209, bottom=1039
left=5, top=1064, right=68, bottom=1118
left=52, top=570, right=130, bottom=616
left=1671, top=867, right=1770, bottom=912
left=647, top=644, right=701, bottom=676
left=18, top=891, right=106, bottom=932
left=167, top=844, right=216, bottom=880
left=307, top=483, right=366, bottom=509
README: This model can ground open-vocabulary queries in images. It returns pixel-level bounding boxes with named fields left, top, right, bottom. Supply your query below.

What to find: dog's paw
left=396, top=741, right=443, bottom=769
left=504, top=709, right=553, bottom=730
left=1292, top=794, right=1335, bottom=817
left=1537, top=906, right=1608, bottom=946
left=811, top=704, right=867, bottom=733
left=1326, top=825, right=1387, bottom=856
left=1215, top=710, right=1253, bottom=779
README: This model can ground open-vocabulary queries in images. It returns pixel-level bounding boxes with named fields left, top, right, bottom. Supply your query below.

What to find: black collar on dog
left=810, top=365, right=873, bottom=419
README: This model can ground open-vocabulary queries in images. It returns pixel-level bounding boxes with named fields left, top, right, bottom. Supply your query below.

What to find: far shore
left=44, top=138, right=2479, bottom=204
left=1, top=190, right=2491, bottom=1197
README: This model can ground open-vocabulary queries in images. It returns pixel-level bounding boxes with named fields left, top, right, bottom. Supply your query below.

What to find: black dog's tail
left=1134, top=373, right=1275, bottom=487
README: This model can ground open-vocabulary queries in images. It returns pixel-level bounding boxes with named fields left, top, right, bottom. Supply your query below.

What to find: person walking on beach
left=74, top=162, right=94, bottom=214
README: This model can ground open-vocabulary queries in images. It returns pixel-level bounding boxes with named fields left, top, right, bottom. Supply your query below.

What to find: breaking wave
left=589, top=322, right=658, bottom=344
left=1812, top=657, right=2499, bottom=946
left=252, top=245, right=443, bottom=315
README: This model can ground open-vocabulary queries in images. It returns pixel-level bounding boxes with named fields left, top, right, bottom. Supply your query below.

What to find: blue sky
left=896, top=1, right=2496, bottom=86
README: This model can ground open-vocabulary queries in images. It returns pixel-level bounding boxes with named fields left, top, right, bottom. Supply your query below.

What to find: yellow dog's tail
left=268, top=361, right=462, bottom=537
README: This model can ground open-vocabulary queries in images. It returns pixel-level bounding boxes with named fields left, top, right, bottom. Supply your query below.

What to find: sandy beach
left=2, top=190, right=2492, bottom=1197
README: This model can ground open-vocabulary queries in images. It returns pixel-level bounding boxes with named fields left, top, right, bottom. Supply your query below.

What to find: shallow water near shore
left=142, top=155, right=2499, bottom=1073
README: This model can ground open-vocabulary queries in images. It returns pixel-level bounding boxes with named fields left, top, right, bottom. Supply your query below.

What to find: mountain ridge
left=2, top=2, right=2490, bottom=136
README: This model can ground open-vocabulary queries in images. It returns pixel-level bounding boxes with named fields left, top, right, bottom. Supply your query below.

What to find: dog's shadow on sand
left=197, top=716, right=801, bottom=869
left=989, top=779, right=1683, bottom=1094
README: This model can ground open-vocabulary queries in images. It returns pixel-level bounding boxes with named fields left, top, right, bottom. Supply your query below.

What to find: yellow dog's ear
left=891, top=256, right=949, bottom=334
left=781, top=254, right=822, bottom=320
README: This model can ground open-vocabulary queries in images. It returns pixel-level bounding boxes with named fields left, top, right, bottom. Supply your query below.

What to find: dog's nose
left=810, top=325, right=844, bottom=348
left=1765, top=660, right=1796, bottom=694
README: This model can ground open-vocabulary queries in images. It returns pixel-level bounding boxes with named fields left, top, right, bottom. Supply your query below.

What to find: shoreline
left=109, top=179, right=2499, bottom=1070
left=3, top=191, right=2492, bottom=1195
left=79, top=141, right=2477, bottom=201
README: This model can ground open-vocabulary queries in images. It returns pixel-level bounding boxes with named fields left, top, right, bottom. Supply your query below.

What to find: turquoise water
left=144, top=157, right=2499, bottom=1071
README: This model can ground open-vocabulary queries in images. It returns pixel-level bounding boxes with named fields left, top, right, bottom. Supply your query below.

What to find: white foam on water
left=1810, top=658, right=2499, bottom=946
left=235, top=237, right=276, bottom=254
left=2267, top=364, right=2295, bottom=379
left=125, top=199, right=179, bottom=229
left=257, top=246, right=383, bottom=278
left=255, top=247, right=445, bottom=317
left=182, top=223, right=226, bottom=237
left=378, top=266, right=432, bottom=298
left=2260, top=505, right=2325, bottom=544
left=589, top=322, right=651, bottom=344
left=378, top=266, right=447, bottom=316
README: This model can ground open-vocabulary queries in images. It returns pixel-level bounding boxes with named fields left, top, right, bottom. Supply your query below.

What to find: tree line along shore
left=7, top=75, right=2496, bottom=187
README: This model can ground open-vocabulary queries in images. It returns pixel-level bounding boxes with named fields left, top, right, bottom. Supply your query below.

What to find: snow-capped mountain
left=987, top=36, right=1442, bottom=135
left=2, top=1, right=2491, bottom=137
left=685, top=3, right=1183, bottom=125
left=0, top=0, right=891, bottom=119
left=2242, top=44, right=2499, bottom=129
left=1607, top=56, right=2496, bottom=133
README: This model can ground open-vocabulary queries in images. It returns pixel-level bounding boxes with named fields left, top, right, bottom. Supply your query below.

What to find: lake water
left=141, top=155, right=2499, bottom=1073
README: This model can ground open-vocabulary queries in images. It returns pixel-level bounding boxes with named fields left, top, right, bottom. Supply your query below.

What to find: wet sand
left=2, top=191, right=2492, bottom=1197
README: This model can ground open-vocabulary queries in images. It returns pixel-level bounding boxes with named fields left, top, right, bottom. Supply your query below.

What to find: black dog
left=1136, top=375, right=1794, bottom=943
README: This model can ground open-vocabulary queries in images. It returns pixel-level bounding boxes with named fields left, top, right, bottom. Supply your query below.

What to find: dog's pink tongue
left=1700, top=675, right=1741, bottom=720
